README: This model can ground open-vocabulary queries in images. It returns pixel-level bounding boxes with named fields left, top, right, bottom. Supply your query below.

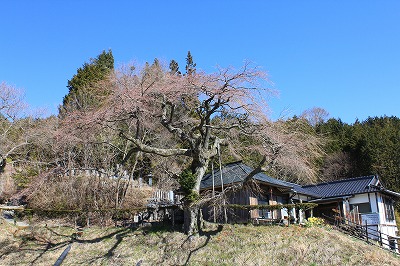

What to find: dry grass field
left=1, top=218, right=400, bottom=266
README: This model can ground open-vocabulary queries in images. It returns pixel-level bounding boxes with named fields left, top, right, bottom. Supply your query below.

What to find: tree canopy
left=316, top=116, right=400, bottom=193
left=59, top=60, right=324, bottom=233
left=59, top=50, right=114, bottom=115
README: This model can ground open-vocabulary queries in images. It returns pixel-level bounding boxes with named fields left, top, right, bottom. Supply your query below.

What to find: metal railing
left=322, top=214, right=398, bottom=253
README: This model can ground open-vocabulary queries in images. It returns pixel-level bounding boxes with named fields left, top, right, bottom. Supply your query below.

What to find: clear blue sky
left=1, top=1, right=400, bottom=123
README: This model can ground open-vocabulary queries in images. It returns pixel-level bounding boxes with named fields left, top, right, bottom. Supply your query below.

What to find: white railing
left=150, top=189, right=183, bottom=205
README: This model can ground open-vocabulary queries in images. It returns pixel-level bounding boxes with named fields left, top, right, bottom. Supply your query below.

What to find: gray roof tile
left=200, top=162, right=400, bottom=200
left=301, top=175, right=379, bottom=198
left=200, top=161, right=319, bottom=197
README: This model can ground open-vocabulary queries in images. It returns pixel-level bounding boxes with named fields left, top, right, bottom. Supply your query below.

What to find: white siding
left=348, top=194, right=370, bottom=205
left=369, top=193, right=379, bottom=213
left=374, top=192, right=398, bottom=250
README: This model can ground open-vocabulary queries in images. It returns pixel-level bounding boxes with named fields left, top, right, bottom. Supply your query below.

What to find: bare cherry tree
left=301, top=107, right=329, bottom=127
left=0, top=82, right=55, bottom=200
left=321, top=151, right=353, bottom=181
left=64, top=62, right=324, bottom=234
left=0, top=82, right=29, bottom=172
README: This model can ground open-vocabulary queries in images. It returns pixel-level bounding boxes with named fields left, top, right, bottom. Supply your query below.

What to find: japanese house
left=200, top=161, right=400, bottom=251
left=303, top=175, right=400, bottom=250
left=200, top=161, right=319, bottom=223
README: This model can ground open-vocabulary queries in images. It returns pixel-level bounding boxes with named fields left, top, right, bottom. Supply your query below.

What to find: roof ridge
left=223, top=160, right=243, bottom=167
left=302, top=175, right=376, bottom=188
left=233, top=162, right=294, bottom=188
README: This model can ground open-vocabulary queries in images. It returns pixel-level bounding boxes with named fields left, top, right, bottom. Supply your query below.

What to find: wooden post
left=379, top=230, right=382, bottom=246
left=365, top=220, right=368, bottom=242
left=298, top=199, right=304, bottom=223
left=292, top=206, right=297, bottom=224
left=343, top=200, right=349, bottom=224
left=218, top=145, right=227, bottom=224
left=211, top=161, right=216, bottom=223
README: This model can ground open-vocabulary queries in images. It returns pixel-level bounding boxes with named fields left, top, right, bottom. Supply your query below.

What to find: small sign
left=361, top=213, right=380, bottom=225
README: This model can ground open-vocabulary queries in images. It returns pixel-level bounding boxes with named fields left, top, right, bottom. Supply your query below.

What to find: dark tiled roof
left=201, top=161, right=290, bottom=189
left=200, top=162, right=400, bottom=200
left=290, top=183, right=322, bottom=198
left=301, top=175, right=380, bottom=198
left=200, top=161, right=319, bottom=197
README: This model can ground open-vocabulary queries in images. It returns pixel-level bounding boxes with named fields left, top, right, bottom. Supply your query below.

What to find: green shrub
left=178, top=169, right=199, bottom=202
left=179, top=169, right=196, bottom=192
left=304, top=217, right=325, bottom=227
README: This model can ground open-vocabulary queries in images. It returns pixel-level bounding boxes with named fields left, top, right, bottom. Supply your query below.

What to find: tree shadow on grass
left=0, top=226, right=68, bottom=264
left=182, top=224, right=224, bottom=266
left=0, top=238, right=26, bottom=260
left=30, top=241, right=70, bottom=265
left=83, top=224, right=179, bottom=265
left=1, top=226, right=135, bottom=265
left=2, top=223, right=183, bottom=265
left=70, top=227, right=136, bottom=264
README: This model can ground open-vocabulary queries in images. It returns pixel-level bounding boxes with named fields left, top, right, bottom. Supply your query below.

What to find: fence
left=322, top=214, right=399, bottom=253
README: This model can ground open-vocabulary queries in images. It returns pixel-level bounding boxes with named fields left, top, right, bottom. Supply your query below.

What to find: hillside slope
left=1, top=220, right=399, bottom=265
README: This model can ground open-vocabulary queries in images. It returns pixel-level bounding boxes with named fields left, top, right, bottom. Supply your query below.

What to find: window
left=383, top=197, right=395, bottom=222
left=258, top=196, right=270, bottom=218
left=276, top=196, right=287, bottom=204
left=350, top=203, right=371, bottom=213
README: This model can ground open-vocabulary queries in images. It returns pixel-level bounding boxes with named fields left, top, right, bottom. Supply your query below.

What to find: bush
left=179, top=169, right=196, bottom=192
left=179, top=169, right=199, bottom=202
left=304, top=217, right=325, bottom=227
left=24, top=172, right=152, bottom=226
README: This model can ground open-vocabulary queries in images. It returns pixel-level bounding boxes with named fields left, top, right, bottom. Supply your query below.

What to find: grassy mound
left=1, top=220, right=399, bottom=265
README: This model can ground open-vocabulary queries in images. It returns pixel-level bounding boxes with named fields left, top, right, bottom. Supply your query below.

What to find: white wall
left=373, top=192, right=398, bottom=250
left=348, top=194, right=370, bottom=205
left=368, top=193, right=379, bottom=213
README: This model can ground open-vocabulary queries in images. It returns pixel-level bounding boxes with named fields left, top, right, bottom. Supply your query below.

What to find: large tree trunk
left=183, top=202, right=200, bottom=235
left=183, top=159, right=208, bottom=234
left=192, top=157, right=209, bottom=192
left=183, top=201, right=205, bottom=235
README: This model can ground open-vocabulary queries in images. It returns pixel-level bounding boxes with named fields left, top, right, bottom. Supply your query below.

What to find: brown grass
left=1, top=220, right=400, bottom=266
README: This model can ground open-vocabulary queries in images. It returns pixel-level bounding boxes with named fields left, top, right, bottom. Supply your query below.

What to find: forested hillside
left=316, top=116, right=400, bottom=193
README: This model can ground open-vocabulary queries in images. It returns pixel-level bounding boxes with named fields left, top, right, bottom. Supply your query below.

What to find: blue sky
left=1, top=1, right=400, bottom=123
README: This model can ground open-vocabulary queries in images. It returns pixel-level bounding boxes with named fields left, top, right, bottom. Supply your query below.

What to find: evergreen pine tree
left=60, top=50, right=114, bottom=115
left=169, top=59, right=180, bottom=75
left=185, top=51, right=196, bottom=76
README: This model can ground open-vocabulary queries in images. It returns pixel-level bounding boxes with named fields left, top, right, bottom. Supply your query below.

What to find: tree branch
left=119, top=131, right=192, bottom=157
left=161, top=96, right=195, bottom=148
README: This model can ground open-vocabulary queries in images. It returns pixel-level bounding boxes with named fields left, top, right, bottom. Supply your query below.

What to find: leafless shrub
left=0, top=164, right=17, bottom=202
left=321, top=151, right=353, bottom=181
left=22, top=171, right=152, bottom=225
